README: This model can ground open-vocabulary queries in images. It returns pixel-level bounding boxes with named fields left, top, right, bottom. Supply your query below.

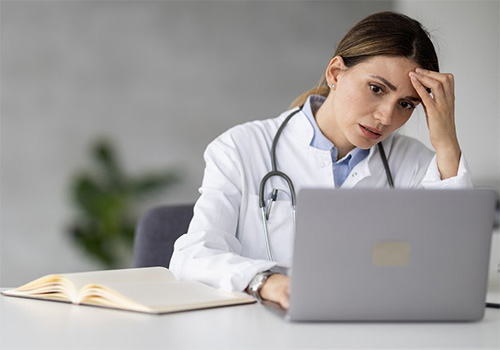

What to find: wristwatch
left=247, top=271, right=276, bottom=302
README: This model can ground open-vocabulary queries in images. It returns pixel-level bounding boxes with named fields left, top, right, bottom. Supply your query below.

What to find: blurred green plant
left=68, top=138, right=179, bottom=268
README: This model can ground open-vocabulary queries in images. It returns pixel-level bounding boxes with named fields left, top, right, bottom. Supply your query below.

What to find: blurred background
left=1, top=0, right=499, bottom=287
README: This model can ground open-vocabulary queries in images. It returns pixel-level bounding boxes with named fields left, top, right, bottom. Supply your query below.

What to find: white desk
left=1, top=289, right=498, bottom=350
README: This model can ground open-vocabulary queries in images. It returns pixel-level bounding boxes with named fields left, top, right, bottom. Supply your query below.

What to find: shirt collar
left=302, top=95, right=333, bottom=151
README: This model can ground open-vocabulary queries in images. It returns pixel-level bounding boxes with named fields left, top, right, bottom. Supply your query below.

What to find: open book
left=1, top=267, right=255, bottom=314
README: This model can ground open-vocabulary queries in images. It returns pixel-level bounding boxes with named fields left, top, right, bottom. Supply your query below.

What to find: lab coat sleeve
left=421, top=153, right=473, bottom=189
left=169, top=135, right=276, bottom=292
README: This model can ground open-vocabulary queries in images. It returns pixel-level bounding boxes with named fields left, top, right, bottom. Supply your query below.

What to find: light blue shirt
left=302, top=95, right=369, bottom=188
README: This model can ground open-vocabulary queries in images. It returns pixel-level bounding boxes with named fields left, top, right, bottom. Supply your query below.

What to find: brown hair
left=289, top=11, right=439, bottom=109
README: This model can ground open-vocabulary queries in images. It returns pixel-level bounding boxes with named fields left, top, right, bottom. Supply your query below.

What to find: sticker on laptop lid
left=372, top=241, right=410, bottom=267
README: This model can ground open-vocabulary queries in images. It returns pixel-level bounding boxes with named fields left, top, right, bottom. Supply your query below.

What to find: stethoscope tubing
left=258, top=107, right=394, bottom=261
left=377, top=142, right=394, bottom=188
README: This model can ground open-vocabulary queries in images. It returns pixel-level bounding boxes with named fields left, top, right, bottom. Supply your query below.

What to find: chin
left=352, top=138, right=377, bottom=150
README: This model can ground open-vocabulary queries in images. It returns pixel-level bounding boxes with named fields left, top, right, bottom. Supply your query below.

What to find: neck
left=315, top=104, right=355, bottom=160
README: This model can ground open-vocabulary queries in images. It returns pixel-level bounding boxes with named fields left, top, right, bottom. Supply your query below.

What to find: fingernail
left=416, top=68, right=427, bottom=74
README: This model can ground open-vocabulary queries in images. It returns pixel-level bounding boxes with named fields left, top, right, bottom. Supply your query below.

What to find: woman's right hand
left=259, top=274, right=290, bottom=309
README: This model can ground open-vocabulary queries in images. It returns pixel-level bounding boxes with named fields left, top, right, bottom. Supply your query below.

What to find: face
left=317, top=55, right=421, bottom=156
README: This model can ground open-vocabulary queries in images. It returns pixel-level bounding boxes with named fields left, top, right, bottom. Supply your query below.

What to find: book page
left=78, top=284, right=152, bottom=313
left=1, top=274, right=76, bottom=302
left=62, top=267, right=176, bottom=292
left=85, top=280, right=255, bottom=313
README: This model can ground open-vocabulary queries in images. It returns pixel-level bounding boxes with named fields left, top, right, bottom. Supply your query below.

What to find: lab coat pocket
left=242, top=194, right=295, bottom=267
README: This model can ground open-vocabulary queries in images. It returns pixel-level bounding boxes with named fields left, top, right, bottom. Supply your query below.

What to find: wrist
left=246, top=271, right=276, bottom=301
left=434, top=142, right=462, bottom=180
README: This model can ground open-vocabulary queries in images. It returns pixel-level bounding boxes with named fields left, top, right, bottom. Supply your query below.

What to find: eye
left=399, top=100, right=416, bottom=110
left=369, top=84, right=383, bottom=94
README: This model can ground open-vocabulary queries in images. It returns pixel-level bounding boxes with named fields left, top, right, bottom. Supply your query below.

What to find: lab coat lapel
left=342, top=135, right=397, bottom=188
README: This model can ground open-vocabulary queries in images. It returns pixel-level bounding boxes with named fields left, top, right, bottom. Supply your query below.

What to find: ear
left=325, top=56, right=346, bottom=87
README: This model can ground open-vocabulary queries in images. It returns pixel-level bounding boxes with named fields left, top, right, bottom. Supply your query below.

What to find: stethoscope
left=258, top=107, right=394, bottom=261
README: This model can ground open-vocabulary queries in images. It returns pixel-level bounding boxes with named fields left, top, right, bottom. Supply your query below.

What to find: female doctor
left=169, top=11, right=472, bottom=309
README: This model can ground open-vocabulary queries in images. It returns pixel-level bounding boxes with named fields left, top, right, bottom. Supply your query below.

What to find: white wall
left=395, top=0, right=500, bottom=190
left=1, top=1, right=392, bottom=286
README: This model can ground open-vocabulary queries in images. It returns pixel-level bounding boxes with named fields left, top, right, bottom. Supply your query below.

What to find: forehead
left=347, top=56, right=420, bottom=86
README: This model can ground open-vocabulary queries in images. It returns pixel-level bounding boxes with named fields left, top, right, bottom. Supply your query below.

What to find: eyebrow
left=369, top=74, right=421, bottom=103
left=370, top=75, right=397, bottom=91
left=405, top=95, right=422, bottom=103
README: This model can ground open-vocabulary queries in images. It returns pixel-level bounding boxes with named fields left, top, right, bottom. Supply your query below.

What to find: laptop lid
left=287, top=188, right=497, bottom=322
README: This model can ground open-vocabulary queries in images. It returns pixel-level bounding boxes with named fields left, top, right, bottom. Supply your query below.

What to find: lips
left=359, top=124, right=382, bottom=140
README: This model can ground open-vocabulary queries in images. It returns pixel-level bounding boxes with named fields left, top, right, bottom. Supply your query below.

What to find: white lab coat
left=169, top=107, right=472, bottom=292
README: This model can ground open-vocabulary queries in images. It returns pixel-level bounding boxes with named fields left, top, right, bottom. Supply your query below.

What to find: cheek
left=337, top=86, right=372, bottom=118
left=386, top=113, right=412, bottom=133
left=343, top=84, right=368, bottom=104
left=396, top=111, right=414, bottom=127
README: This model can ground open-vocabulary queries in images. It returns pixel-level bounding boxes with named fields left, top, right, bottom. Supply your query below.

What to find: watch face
left=248, top=273, right=264, bottom=297
left=250, top=272, right=274, bottom=296
left=250, top=274, right=264, bottom=291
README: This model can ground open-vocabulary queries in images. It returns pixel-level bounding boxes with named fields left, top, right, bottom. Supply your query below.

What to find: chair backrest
left=133, top=204, right=194, bottom=268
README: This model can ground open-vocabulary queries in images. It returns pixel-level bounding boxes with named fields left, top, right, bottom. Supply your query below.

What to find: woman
left=169, top=11, right=472, bottom=309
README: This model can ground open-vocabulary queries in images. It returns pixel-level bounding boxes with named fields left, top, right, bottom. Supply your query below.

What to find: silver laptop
left=266, top=188, right=497, bottom=322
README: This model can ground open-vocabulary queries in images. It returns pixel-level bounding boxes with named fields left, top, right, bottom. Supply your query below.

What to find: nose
left=374, top=102, right=395, bottom=126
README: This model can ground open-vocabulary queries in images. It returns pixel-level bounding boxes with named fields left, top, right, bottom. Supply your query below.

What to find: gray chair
left=133, top=204, right=194, bottom=268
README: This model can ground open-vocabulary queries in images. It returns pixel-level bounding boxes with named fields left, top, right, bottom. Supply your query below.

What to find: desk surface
left=1, top=289, right=499, bottom=350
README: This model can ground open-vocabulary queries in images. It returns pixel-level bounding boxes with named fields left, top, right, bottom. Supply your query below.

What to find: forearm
left=434, top=139, right=461, bottom=180
left=171, top=232, right=276, bottom=291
